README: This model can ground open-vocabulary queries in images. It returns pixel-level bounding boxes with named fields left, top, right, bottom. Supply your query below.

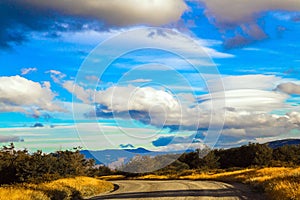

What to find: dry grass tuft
left=98, top=175, right=126, bottom=181
left=136, top=174, right=170, bottom=180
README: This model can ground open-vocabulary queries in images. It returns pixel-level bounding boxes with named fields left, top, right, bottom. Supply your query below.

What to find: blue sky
left=0, top=0, right=300, bottom=153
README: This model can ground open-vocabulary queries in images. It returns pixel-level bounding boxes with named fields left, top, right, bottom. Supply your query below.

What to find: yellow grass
left=181, top=167, right=300, bottom=200
left=98, top=175, right=126, bottom=181
left=136, top=174, right=170, bottom=180
left=0, top=187, right=48, bottom=200
left=0, top=177, right=114, bottom=200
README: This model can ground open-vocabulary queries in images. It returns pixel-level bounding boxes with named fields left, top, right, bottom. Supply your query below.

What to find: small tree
left=201, top=150, right=220, bottom=169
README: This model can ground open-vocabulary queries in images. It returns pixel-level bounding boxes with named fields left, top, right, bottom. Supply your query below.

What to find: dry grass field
left=2, top=168, right=299, bottom=200
left=0, top=177, right=114, bottom=200
left=180, top=167, right=300, bottom=200
left=133, top=167, right=300, bottom=200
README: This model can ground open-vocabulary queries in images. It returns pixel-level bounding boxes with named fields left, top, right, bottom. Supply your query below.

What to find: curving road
left=90, top=180, right=265, bottom=200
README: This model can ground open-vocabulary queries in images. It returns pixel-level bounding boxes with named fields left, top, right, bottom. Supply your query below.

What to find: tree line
left=1, top=142, right=300, bottom=184
left=121, top=143, right=300, bottom=175
left=0, top=143, right=112, bottom=185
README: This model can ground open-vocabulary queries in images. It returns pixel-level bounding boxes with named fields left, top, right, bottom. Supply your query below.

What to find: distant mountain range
left=81, top=139, right=300, bottom=167
left=265, top=139, right=300, bottom=149
left=80, top=148, right=191, bottom=167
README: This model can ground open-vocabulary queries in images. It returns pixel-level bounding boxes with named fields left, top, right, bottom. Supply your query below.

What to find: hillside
left=266, top=139, right=300, bottom=149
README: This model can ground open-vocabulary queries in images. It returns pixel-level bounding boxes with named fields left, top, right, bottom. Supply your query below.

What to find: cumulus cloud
left=21, top=67, right=37, bottom=75
left=23, top=0, right=187, bottom=26
left=95, top=86, right=180, bottom=113
left=276, top=82, right=300, bottom=95
left=92, top=85, right=192, bottom=127
left=0, top=0, right=187, bottom=48
left=0, top=75, right=64, bottom=114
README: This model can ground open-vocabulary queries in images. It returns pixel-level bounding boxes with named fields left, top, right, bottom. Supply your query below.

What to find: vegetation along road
left=90, top=180, right=265, bottom=200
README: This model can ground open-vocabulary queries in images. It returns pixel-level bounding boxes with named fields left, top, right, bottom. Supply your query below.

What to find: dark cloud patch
left=293, top=15, right=300, bottom=22
left=222, top=23, right=268, bottom=49
left=128, top=110, right=151, bottom=125
left=93, top=104, right=152, bottom=125
left=93, top=104, right=201, bottom=132
left=152, top=136, right=174, bottom=147
left=198, top=0, right=300, bottom=48
left=152, top=133, right=203, bottom=147
left=92, top=104, right=114, bottom=119
left=276, top=82, right=300, bottom=95
left=0, top=0, right=102, bottom=49
left=119, top=144, right=135, bottom=149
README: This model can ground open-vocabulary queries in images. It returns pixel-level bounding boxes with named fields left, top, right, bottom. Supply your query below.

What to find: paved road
left=90, top=180, right=265, bottom=200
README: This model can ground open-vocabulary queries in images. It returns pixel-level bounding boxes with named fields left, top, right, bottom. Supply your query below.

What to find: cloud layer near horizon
left=60, top=73, right=300, bottom=145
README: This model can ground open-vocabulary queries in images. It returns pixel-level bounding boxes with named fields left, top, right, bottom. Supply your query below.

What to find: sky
left=0, top=0, right=300, bottom=153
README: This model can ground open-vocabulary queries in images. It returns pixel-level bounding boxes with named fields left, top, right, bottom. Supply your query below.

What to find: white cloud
left=126, top=79, right=152, bottom=83
left=155, top=142, right=206, bottom=152
left=144, top=29, right=234, bottom=59
left=94, top=85, right=183, bottom=126
left=199, top=89, right=288, bottom=112
left=216, top=75, right=281, bottom=91
left=21, top=67, right=37, bottom=75
left=94, top=85, right=179, bottom=112
left=63, top=81, right=93, bottom=104
left=85, top=75, right=100, bottom=83
left=47, top=70, right=63, bottom=75
left=61, top=30, right=120, bottom=45
left=221, top=128, right=247, bottom=137
left=287, top=112, right=300, bottom=124
left=0, top=75, right=64, bottom=114
left=46, top=70, right=66, bottom=84
left=45, top=70, right=96, bottom=104
left=23, top=0, right=188, bottom=26
left=86, top=28, right=234, bottom=61
left=201, top=75, right=288, bottom=112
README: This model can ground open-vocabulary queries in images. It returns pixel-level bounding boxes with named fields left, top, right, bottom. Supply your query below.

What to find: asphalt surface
left=90, top=180, right=266, bottom=200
